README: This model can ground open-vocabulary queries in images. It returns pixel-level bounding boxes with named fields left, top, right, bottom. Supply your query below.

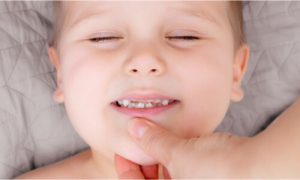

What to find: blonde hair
left=50, top=1, right=245, bottom=49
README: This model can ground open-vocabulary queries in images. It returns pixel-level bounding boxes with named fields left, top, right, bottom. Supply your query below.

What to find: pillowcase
left=216, top=1, right=300, bottom=136
left=0, top=1, right=87, bottom=178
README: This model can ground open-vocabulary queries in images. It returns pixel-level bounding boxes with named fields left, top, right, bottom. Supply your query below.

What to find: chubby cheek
left=170, top=51, right=233, bottom=138
left=60, top=53, right=123, bottom=150
left=179, top=84, right=231, bottom=138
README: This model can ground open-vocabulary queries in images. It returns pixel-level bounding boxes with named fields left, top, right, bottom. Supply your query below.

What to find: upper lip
left=111, top=91, right=179, bottom=103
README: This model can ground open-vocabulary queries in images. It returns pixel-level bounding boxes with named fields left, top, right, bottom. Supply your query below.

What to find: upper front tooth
left=137, top=102, right=145, bottom=108
left=128, top=103, right=135, bottom=108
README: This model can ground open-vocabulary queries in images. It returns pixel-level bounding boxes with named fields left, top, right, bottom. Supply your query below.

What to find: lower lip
left=110, top=101, right=179, bottom=118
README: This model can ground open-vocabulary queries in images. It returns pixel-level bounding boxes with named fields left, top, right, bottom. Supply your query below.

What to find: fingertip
left=127, top=118, right=182, bottom=169
left=128, top=118, right=155, bottom=139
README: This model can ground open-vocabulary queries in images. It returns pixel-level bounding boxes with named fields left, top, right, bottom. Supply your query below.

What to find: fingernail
left=128, top=119, right=152, bottom=139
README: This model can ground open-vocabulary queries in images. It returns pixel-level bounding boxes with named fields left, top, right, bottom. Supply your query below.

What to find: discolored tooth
left=145, top=102, right=153, bottom=108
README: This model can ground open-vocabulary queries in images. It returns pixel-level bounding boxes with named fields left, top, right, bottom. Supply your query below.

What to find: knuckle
left=142, top=128, right=162, bottom=151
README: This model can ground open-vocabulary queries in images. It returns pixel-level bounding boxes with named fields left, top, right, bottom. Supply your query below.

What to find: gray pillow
left=0, top=1, right=87, bottom=178
left=0, top=1, right=299, bottom=179
left=216, top=1, right=300, bottom=136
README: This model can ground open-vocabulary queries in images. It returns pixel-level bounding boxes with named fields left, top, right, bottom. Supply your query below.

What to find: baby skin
left=14, top=1, right=280, bottom=178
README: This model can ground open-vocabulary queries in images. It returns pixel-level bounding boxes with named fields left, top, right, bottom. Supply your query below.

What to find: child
left=16, top=1, right=249, bottom=178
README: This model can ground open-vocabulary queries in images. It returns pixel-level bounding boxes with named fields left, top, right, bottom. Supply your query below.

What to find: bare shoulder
left=15, top=149, right=91, bottom=179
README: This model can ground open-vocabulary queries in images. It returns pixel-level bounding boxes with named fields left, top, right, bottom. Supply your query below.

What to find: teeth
left=127, top=103, right=135, bottom=108
left=153, top=99, right=161, bottom=103
left=137, top=102, right=145, bottom=108
left=162, top=99, right=169, bottom=106
left=122, top=99, right=130, bottom=107
left=116, top=99, right=174, bottom=108
left=145, top=102, right=153, bottom=108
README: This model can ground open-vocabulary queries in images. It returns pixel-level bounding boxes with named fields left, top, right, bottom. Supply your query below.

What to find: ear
left=230, top=44, right=250, bottom=102
left=48, top=47, right=64, bottom=103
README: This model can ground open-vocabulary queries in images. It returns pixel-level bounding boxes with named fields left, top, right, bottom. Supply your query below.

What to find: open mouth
left=112, top=99, right=178, bottom=108
left=110, top=99, right=180, bottom=117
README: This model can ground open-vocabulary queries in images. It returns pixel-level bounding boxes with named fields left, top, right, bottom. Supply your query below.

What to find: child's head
left=48, top=2, right=249, bottom=165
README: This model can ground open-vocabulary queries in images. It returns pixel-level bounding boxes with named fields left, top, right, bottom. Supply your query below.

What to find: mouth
left=110, top=95, right=180, bottom=118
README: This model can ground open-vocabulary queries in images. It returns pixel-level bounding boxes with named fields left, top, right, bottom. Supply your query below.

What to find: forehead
left=63, top=1, right=229, bottom=28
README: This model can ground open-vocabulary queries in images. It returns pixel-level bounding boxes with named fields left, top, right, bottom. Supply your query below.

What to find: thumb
left=128, top=118, right=184, bottom=167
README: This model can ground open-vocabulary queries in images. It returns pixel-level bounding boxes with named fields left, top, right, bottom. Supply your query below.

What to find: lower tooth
left=146, top=103, right=153, bottom=108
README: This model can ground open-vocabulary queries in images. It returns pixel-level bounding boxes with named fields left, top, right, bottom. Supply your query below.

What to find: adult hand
left=114, top=153, right=159, bottom=179
left=116, top=118, right=254, bottom=179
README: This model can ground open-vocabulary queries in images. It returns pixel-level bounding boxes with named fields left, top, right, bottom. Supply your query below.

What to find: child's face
left=49, top=2, right=249, bottom=165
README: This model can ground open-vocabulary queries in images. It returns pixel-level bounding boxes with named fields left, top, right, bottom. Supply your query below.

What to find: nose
left=124, top=47, right=165, bottom=76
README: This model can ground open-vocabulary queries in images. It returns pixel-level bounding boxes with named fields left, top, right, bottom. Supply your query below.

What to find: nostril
left=128, top=68, right=159, bottom=74
left=151, top=69, right=157, bottom=73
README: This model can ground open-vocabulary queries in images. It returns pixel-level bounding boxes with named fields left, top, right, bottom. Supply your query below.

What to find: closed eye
left=166, top=36, right=200, bottom=41
left=89, top=36, right=123, bottom=42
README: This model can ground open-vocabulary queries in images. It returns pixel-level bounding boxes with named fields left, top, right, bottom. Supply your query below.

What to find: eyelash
left=166, top=36, right=200, bottom=41
left=89, top=36, right=200, bottom=42
left=89, top=36, right=123, bottom=42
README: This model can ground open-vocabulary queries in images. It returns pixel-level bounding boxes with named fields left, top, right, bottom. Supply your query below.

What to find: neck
left=84, top=149, right=118, bottom=178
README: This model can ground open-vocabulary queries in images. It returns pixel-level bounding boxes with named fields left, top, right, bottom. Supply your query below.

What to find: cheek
left=171, top=49, right=234, bottom=137
left=60, top=52, right=121, bottom=148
